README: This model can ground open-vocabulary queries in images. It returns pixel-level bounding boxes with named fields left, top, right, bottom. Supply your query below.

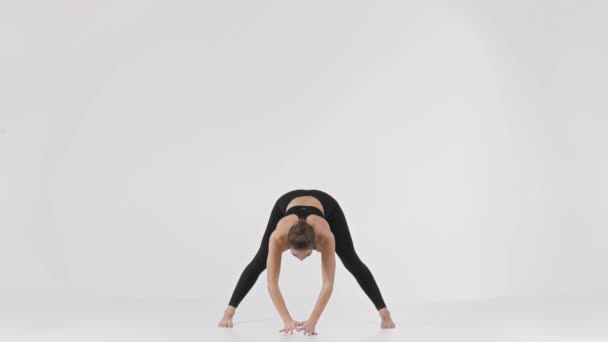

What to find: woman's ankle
left=224, top=305, right=236, bottom=316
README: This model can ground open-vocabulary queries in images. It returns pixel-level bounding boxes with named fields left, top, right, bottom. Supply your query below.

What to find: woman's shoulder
left=269, top=228, right=290, bottom=250
left=315, top=227, right=335, bottom=250
left=315, top=237, right=335, bottom=254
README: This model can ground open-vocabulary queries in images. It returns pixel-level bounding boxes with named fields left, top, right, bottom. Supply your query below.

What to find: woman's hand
left=279, top=319, right=300, bottom=334
left=295, top=319, right=318, bottom=335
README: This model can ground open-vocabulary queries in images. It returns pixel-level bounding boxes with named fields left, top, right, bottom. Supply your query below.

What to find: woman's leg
left=227, top=199, right=284, bottom=308
left=328, top=202, right=388, bottom=311
left=326, top=199, right=395, bottom=327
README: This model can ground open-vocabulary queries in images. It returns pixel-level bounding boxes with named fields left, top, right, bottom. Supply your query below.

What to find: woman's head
left=287, top=218, right=316, bottom=261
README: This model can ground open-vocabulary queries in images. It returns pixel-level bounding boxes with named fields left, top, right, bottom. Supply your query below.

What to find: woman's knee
left=247, top=250, right=268, bottom=271
left=245, top=257, right=267, bottom=275
left=337, top=252, right=363, bottom=271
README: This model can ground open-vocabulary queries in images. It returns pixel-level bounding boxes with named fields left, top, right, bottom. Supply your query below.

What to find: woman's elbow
left=323, top=282, right=334, bottom=291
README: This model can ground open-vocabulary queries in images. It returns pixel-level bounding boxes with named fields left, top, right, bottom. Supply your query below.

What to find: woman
left=218, top=189, right=395, bottom=334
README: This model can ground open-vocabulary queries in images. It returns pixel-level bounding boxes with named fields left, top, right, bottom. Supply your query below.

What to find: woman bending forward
left=218, top=189, right=395, bottom=334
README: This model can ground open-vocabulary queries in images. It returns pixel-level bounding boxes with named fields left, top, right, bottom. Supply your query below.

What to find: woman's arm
left=307, top=233, right=336, bottom=323
left=267, top=233, right=293, bottom=322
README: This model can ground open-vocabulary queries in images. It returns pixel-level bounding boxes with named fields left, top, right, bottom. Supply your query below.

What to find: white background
left=1, top=0, right=607, bottom=325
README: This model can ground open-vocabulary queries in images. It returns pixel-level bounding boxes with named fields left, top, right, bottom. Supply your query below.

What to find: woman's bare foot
left=218, top=306, right=236, bottom=328
left=379, top=308, right=395, bottom=328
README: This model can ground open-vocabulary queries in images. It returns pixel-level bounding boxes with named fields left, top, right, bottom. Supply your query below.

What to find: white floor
left=2, top=289, right=607, bottom=342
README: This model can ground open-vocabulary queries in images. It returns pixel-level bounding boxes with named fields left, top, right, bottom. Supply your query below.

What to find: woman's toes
left=380, top=320, right=396, bottom=329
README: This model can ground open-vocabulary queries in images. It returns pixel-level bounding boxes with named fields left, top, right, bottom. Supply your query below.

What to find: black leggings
left=227, top=191, right=387, bottom=311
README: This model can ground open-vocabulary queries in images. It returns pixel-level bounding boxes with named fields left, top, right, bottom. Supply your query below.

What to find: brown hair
left=287, top=218, right=316, bottom=250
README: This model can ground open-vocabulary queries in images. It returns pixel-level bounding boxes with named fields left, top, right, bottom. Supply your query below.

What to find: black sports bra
left=284, top=205, right=325, bottom=219
left=284, top=205, right=322, bottom=250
